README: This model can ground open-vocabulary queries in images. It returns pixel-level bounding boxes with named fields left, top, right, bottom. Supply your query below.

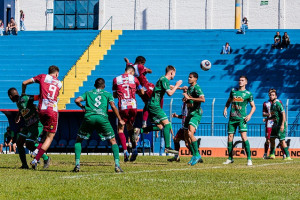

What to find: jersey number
left=94, top=96, right=102, bottom=107
left=48, top=85, right=57, bottom=100
left=122, top=85, right=130, bottom=98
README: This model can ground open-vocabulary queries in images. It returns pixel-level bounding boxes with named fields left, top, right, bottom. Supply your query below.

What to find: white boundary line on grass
left=61, top=161, right=296, bottom=179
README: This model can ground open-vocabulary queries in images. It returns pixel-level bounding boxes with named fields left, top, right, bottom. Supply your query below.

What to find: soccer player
left=112, top=65, right=144, bottom=162
left=22, top=65, right=62, bottom=169
left=73, top=78, right=125, bottom=173
left=7, top=88, right=50, bottom=169
left=268, top=89, right=292, bottom=160
left=135, top=65, right=182, bottom=152
left=223, top=75, right=256, bottom=166
left=182, top=72, right=205, bottom=166
left=262, top=90, right=285, bottom=159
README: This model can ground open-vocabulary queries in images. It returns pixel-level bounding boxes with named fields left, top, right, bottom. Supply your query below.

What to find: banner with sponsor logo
left=179, top=136, right=300, bottom=158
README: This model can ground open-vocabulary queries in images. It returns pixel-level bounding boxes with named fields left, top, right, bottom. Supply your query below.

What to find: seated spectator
left=281, top=32, right=290, bottom=49
left=6, top=17, right=18, bottom=35
left=0, top=127, right=16, bottom=153
left=272, top=31, right=281, bottom=49
left=0, top=20, right=4, bottom=36
left=240, top=17, right=248, bottom=34
left=221, top=42, right=231, bottom=54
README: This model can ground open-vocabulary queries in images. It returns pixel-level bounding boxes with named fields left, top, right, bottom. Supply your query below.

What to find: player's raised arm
left=166, top=80, right=182, bottom=96
left=145, top=68, right=152, bottom=74
left=109, top=101, right=125, bottom=125
left=22, top=78, right=34, bottom=95
left=223, top=97, right=232, bottom=118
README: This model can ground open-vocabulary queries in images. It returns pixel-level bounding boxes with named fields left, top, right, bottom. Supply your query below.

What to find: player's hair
left=48, top=65, right=59, bottom=74
left=269, top=88, right=277, bottom=95
left=189, top=72, right=198, bottom=79
left=7, top=87, right=17, bottom=96
left=239, top=75, right=248, bottom=81
left=94, top=78, right=105, bottom=89
left=165, top=65, right=176, bottom=74
left=125, top=65, right=135, bottom=73
left=135, top=56, right=146, bottom=64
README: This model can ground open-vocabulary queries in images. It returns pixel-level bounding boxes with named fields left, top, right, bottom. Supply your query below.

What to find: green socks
left=112, top=144, right=120, bottom=166
left=192, top=141, right=200, bottom=157
left=75, top=142, right=82, bottom=165
left=283, top=147, right=290, bottom=157
left=228, top=142, right=233, bottom=160
left=18, top=146, right=27, bottom=166
left=189, top=144, right=195, bottom=156
left=163, top=123, right=171, bottom=148
left=270, top=147, right=275, bottom=155
left=42, top=154, right=49, bottom=161
left=141, top=126, right=161, bottom=133
left=244, top=140, right=251, bottom=160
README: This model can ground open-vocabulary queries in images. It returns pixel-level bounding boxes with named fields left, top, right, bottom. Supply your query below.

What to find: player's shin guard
left=118, top=132, right=127, bottom=151
left=228, top=142, right=233, bottom=160
left=75, top=142, right=82, bottom=166
left=18, top=145, right=27, bottom=166
left=112, top=144, right=120, bottom=166
left=270, top=146, right=275, bottom=155
left=192, top=141, right=200, bottom=157
left=283, top=147, right=290, bottom=157
left=174, top=142, right=180, bottom=152
left=264, top=142, right=269, bottom=154
left=244, top=140, right=251, bottom=160
left=128, top=129, right=136, bottom=148
left=280, top=144, right=286, bottom=155
left=189, top=144, right=195, bottom=156
left=163, top=123, right=171, bottom=148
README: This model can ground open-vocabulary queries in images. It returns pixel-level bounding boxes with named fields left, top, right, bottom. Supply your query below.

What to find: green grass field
left=0, top=154, right=299, bottom=200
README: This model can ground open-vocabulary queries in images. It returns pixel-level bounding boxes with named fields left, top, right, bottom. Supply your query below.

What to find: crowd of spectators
left=0, top=10, right=26, bottom=36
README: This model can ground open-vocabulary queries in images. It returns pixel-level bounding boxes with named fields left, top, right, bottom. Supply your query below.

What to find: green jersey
left=271, top=99, right=285, bottom=126
left=186, top=83, right=204, bottom=114
left=80, top=89, right=114, bottom=118
left=149, top=76, right=170, bottom=106
left=17, top=95, right=39, bottom=126
left=229, top=88, right=253, bottom=120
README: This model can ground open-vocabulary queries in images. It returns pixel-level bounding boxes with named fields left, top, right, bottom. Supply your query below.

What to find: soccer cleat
left=167, top=156, right=180, bottom=162
left=19, top=165, right=29, bottom=169
left=198, top=158, right=204, bottom=163
left=130, top=151, right=138, bottom=162
left=268, top=154, right=275, bottom=159
left=283, top=157, right=293, bottom=161
left=191, top=156, right=202, bottom=166
left=247, top=160, right=253, bottom=166
left=73, top=165, right=80, bottom=173
left=124, top=151, right=130, bottom=162
left=114, top=165, right=124, bottom=173
left=263, top=153, right=268, bottom=159
left=43, top=157, right=51, bottom=169
left=283, top=154, right=286, bottom=159
left=30, top=159, right=38, bottom=170
left=188, top=156, right=195, bottom=165
left=165, top=147, right=179, bottom=154
left=223, top=159, right=234, bottom=165
left=30, top=151, right=37, bottom=158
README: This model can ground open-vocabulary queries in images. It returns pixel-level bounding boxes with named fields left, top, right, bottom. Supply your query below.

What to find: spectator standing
left=241, top=17, right=248, bottom=34
left=272, top=32, right=281, bottom=49
left=0, top=20, right=4, bottom=36
left=20, top=10, right=26, bottom=31
left=281, top=32, right=290, bottom=49
left=6, top=17, right=18, bottom=35
left=221, top=42, right=231, bottom=54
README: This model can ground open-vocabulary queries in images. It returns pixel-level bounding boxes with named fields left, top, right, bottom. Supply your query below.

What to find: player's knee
left=110, top=138, right=116, bottom=145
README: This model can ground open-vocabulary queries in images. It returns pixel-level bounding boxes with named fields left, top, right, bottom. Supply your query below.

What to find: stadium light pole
left=235, top=0, right=241, bottom=29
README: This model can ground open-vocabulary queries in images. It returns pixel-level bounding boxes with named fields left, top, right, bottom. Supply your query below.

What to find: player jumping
left=8, top=88, right=50, bottom=169
left=73, top=78, right=125, bottom=173
left=22, top=65, right=62, bottom=169
left=223, top=75, right=256, bottom=166
left=268, top=89, right=292, bottom=160
left=113, top=65, right=144, bottom=162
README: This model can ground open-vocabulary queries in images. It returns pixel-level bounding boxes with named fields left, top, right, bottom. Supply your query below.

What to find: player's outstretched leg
left=110, top=138, right=123, bottom=173
left=16, top=136, right=29, bottom=169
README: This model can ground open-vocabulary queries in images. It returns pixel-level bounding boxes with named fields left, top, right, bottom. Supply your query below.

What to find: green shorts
left=148, top=103, right=168, bottom=124
left=78, top=115, right=115, bottom=141
left=184, top=112, right=202, bottom=130
left=271, top=123, right=286, bottom=141
left=18, top=121, right=43, bottom=143
left=228, top=118, right=247, bottom=134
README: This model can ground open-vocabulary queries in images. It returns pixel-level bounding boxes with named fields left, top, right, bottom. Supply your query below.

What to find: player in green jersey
left=134, top=65, right=182, bottom=153
left=268, top=89, right=292, bottom=160
left=223, top=76, right=256, bottom=166
left=7, top=88, right=49, bottom=169
left=73, top=78, right=125, bottom=173
left=182, top=72, right=205, bottom=166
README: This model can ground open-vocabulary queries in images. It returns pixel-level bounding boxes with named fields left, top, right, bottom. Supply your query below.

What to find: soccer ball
left=200, top=60, right=212, bottom=71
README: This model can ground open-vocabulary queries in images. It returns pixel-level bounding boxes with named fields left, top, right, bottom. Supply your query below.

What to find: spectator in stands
left=20, top=10, right=26, bottom=31
left=221, top=42, right=231, bottom=54
left=0, top=20, right=4, bottom=36
left=281, top=32, right=290, bottom=49
left=272, top=31, right=281, bottom=49
left=240, top=17, right=248, bottom=34
left=6, top=17, right=18, bottom=35
left=0, top=127, right=16, bottom=153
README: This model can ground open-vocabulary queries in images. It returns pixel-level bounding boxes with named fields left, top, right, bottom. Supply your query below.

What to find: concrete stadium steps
left=63, top=29, right=300, bottom=128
